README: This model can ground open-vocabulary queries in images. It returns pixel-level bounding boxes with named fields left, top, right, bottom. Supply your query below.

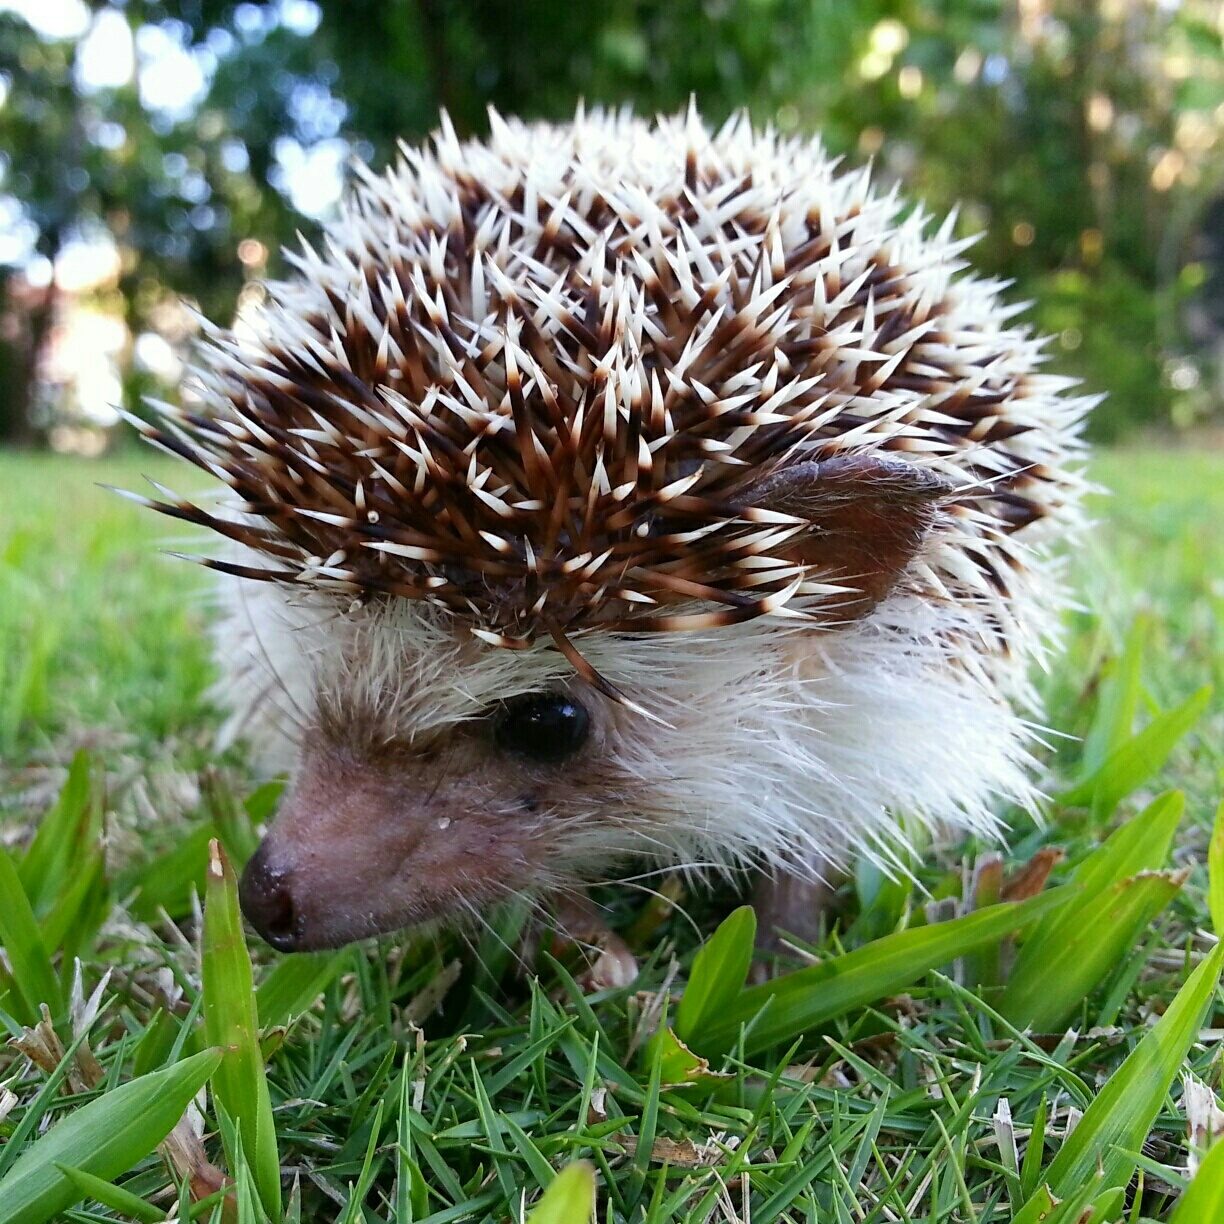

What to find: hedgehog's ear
left=739, top=454, right=955, bottom=617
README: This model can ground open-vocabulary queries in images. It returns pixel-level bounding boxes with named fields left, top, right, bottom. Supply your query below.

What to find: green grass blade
left=1171, top=1127, right=1224, bottom=1221
left=394, top=1050, right=429, bottom=1222
left=1000, top=791, right=1185, bottom=1029
left=1209, top=800, right=1224, bottom=938
left=499, top=1109, right=557, bottom=1191
left=0, top=844, right=63, bottom=1023
left=1017, top=791, right=1184, bottom=953
left=849, top=855, right=914, bottom=943
left=128, top=822, right=216, bottom=922
left=1014, top=941, right=1224, bottom=1220
left=470, top=1059, right=517, bottom=1205
left=1079, top=615, right=1147, bottom=778
left=201, top=769, right=261, bottom=868
left=673, top=904, right=755, bottom=1046
left=644, top=1024, right=730, bottom=1090
left=284, top=1173, right=302, bottom=1224
left=225, top=1124, right=267, bottom=1224
left=202, top=839, right=282, bottom=1221
left=243, top=779, right=285, bottom=830
left=53, top=1164, right=165, bottom=1223
left=254, top=951, right=348, bottom=1029
left=0, top=1028, right=93, bottom=1181
left=1019, top=1094, right=1048, bottom=1202
left=338, top=1099, right=385, bottom=1224
left=700, top=886, right=1073, bottom=1057
left=1060, top=685, right=1211, bottom=818
left=41, top=850, right=107, bottom=962
left=1000, top=870, right=1185, bottom=1031
left=633, top=1023, right=664, bottom=1183
left=462, top=896, right=532, bottom=1024
left=0, top=621, right=57, bottom=756
left=19, top=750, right=100, bottom=915
left=525, top=1161, right=596, bottom=1224
left=0, top=1048, right=221, bottom=1224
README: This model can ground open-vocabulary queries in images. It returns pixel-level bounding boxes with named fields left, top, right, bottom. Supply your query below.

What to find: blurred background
left=1, top=0, right=1222, bottom=453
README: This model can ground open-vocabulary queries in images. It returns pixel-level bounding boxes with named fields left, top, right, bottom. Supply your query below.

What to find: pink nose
left=239, top=844, right=303, bottom=951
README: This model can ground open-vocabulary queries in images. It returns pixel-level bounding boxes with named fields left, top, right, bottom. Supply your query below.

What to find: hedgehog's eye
left=493, top=693, right=590, bottom=763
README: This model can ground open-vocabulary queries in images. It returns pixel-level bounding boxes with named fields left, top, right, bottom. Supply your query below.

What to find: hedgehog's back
left=141, top=107, right=1093, bottom=665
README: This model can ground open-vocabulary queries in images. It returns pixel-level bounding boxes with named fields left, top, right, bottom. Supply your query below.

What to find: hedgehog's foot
left=548, top=893, right=639, bottom=990
left=750, top=871, right=842, bottom=973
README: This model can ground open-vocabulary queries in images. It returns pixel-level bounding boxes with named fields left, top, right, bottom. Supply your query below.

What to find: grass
left=0, top=451, right=215, bottom=781
left=0, top=442, right=1221, bottom=1222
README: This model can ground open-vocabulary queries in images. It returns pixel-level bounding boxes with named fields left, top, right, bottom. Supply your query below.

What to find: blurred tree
left=0, top=0, right=1220, bottom=443
left=0, top=2, right=328, bottom=439
left=170, top=0, right=822, bottom=154
left=0, top=13, right=78, bottom=441
left=813, top=0, right=1224, bottom=437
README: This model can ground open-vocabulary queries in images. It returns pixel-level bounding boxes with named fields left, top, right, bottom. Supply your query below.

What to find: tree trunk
left=0, top=273, right=55, bottom=447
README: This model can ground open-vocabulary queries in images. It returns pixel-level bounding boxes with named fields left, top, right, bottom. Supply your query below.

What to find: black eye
left=493, top=693, right=591, bottom=763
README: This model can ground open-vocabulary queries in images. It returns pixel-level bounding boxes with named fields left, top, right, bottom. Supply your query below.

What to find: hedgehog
left=124, top=105, right=1093, bottom=955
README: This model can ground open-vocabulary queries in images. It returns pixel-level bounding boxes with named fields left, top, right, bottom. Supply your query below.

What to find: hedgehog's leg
left=751, top=870, right=843, bottom=958
left=548, top=893, right=639, bottom=990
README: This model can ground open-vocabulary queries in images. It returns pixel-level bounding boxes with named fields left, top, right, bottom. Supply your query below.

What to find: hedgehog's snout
left=231, top=723, right=589, bottom=952
left=240, top=844, right=305, bottom=951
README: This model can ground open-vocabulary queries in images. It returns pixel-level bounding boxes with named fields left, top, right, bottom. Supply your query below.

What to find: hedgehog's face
left=241, top=694, right=586, bottom=950
left=229, top=451, right=961, bottom=951
left=235, top=613, right=694, bottom=951
left=233, top=553, right=1040, bottom=954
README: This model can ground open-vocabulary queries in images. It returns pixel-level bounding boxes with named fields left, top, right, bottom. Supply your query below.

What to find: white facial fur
left=214, top=562, right=1043, bottom=945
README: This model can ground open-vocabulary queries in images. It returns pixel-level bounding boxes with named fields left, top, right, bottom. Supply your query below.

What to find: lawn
left=0, top=442, right=1221, bottom=1222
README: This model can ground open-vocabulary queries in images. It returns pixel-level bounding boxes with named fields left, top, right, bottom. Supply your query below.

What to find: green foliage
left=0, top=1049, right=221, bottom=1224
left=0, top=453, right=214, bottom=759
left=999, top=791, right=1187, bottom=1032
left=1210, top=800, right=1224, bottom=938
left=698, top=887, right=1073, bottom=1059
left=526, top=1161, right=597, bottom=1223
left=52, top=1164, right=166, bottom=1223
left=0, top=845, right=63, bottom=1025
left=255, top=950, right=350, bottom=1030
left=1078, top=614, right=1149, bottom=781
left=1, top=0, right=1221, bottom=440
left=1013, top=944, right=1224, bottom=1222
left=203, top=839, right=282, bottom=1221
left=1, top=729, right=1220, bottom=1219
left=1173, top=1132, right=1224, bottom=1222
left=672, top=904, right=756, bottom=1046
left=1060, top=686, right=1212, bottom=821
left=0, top=454, right=1221, bottom=1219
left=18, top=750, right=104, bottom=916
